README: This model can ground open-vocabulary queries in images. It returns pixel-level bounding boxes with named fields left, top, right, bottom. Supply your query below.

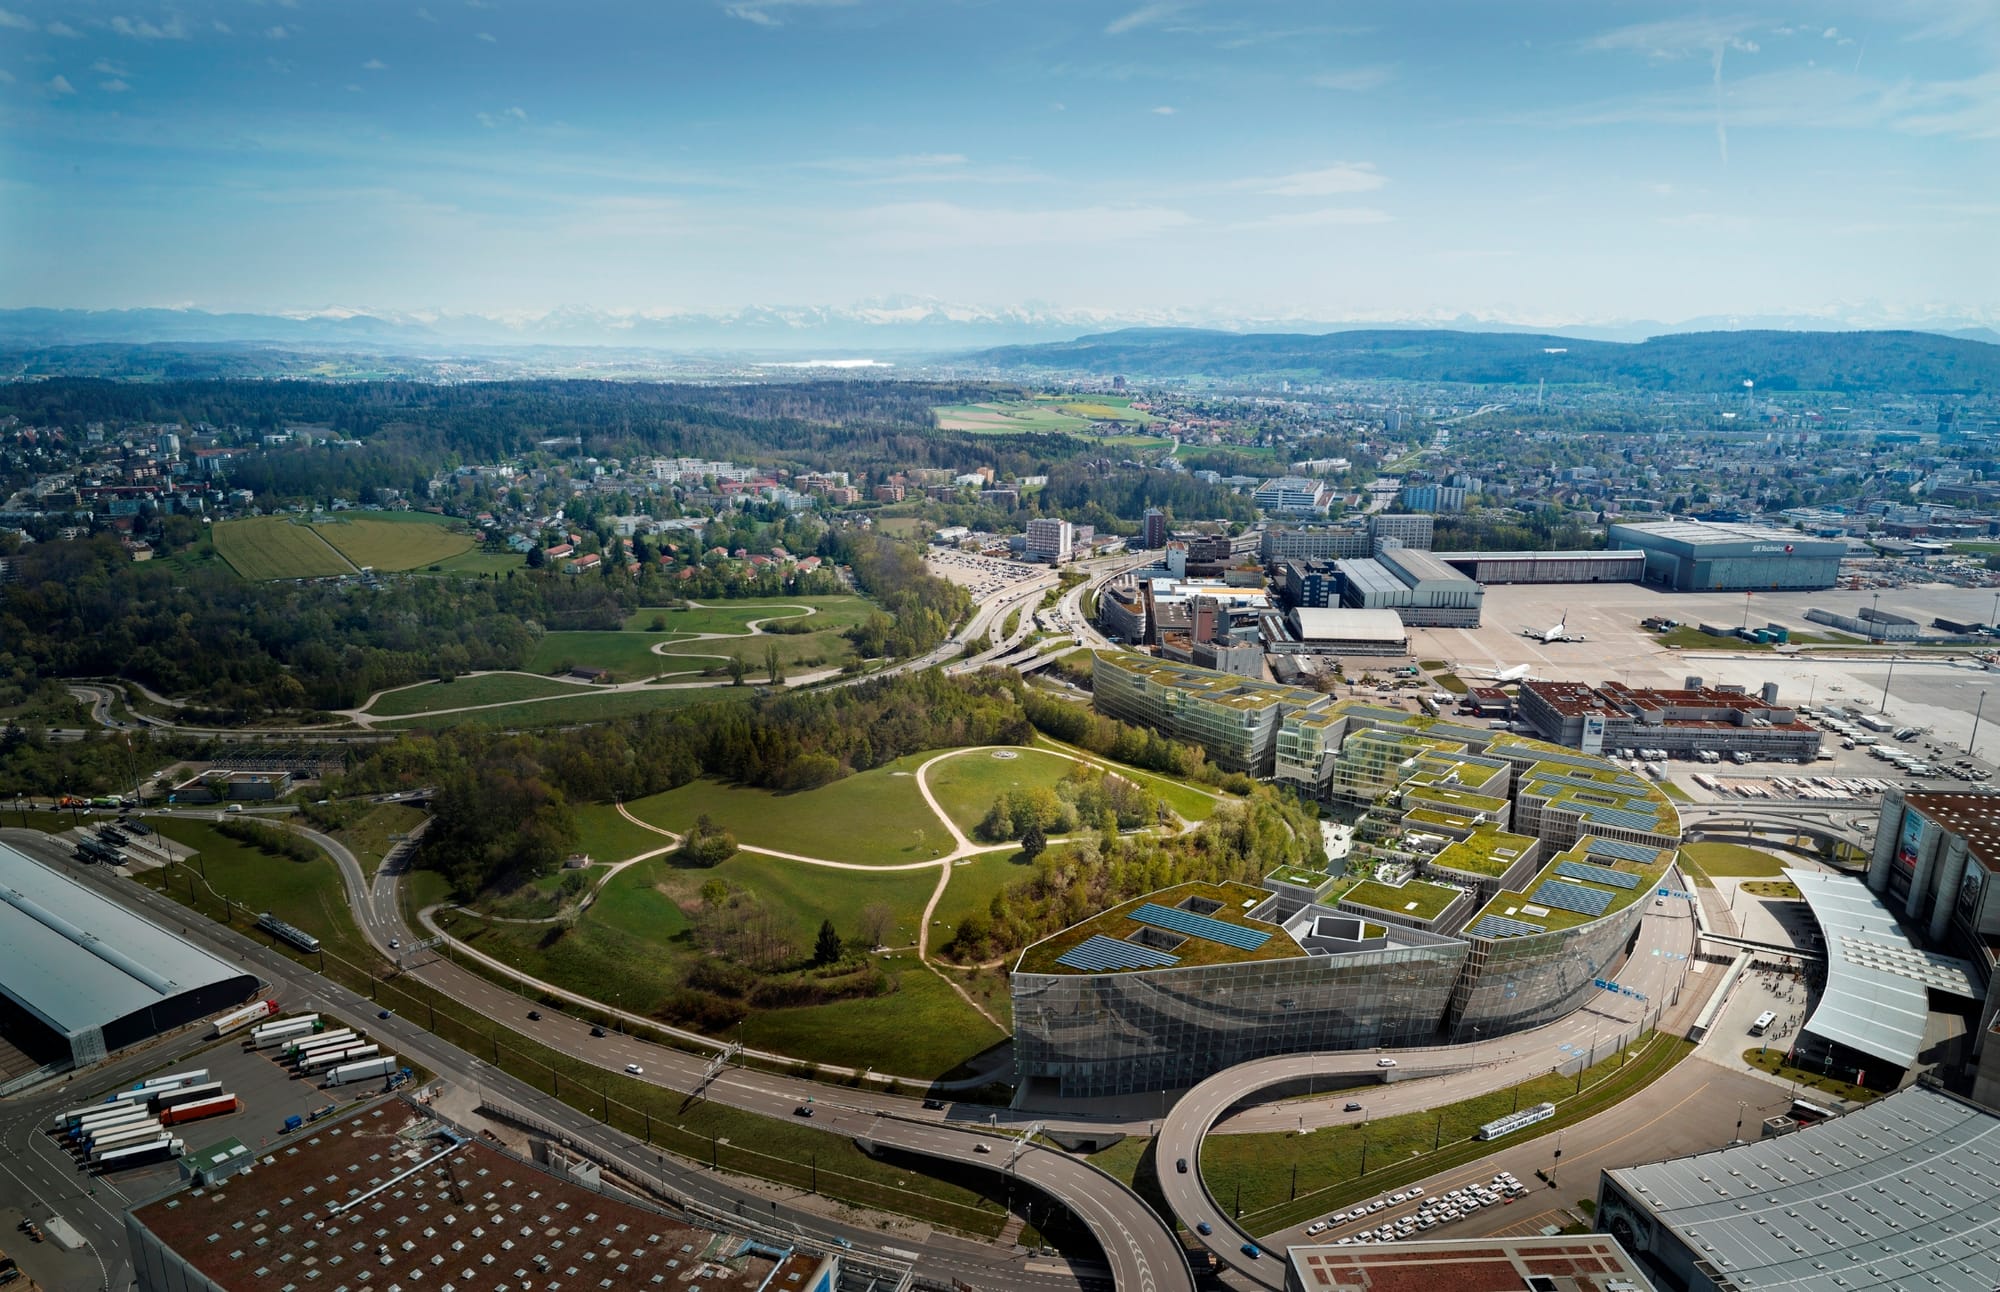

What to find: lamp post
left=1879, top=655, right=1897, bottom=715
left=1970, top=690, right=1989, bottom=763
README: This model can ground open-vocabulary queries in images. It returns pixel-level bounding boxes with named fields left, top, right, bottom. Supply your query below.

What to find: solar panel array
left=1129, top=902, right=1272, bottom=951
left=1055, top=934, right=1182, bottom=972
left=1584, top=837, right=1664, bottom=864
left=1554, top=860, right=1643, bottom=890
left=1531, top=879, right=1615, bottom=917
left=1568, top=801, right=1667, bottom=832
left=1466, top=914, right=1547, bottom=939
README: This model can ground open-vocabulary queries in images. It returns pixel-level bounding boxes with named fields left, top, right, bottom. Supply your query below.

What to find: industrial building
left=1435, top=549, right=1645, bottom=585
left=1258, top=515, right=1435, bottom=566
left=1281, top=607, right=1410, bottom=656
left=1285, top=1237, right=1656, bottom=1292
left=1516, top=679, right=1822, bottom=761
left=1338, top=546, right=1484, bottom=627
left=1016, top=699, right=1681, bottom=1098
left=1866, top=791, right=2000, bottom=1104
left=127, top=1100, right=844, bottom=1292
left=1608, top=519, right=1846, bottom=591
left=1597, top=1086, right=2000, bottom=1292
left=0, top=841, right=259, bottom=1082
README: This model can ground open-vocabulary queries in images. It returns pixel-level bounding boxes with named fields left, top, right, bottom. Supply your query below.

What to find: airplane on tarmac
left=1461, top=663, right=1536, bottom=684
left=1522, top=610, right=1586, bottom=644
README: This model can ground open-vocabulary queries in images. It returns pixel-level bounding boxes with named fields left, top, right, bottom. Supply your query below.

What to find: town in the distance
left=2, top=330, right=2000, bottom=1292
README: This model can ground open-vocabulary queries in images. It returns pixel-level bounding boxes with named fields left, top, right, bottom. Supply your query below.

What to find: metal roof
left=1606, top=1086, right=2000, bottom=1292
left=1783, top=867, right=1965, bottom=1069
left=1289, top=607, right=1408, bottom=642
left=0, top=841, right=252, bottom=1038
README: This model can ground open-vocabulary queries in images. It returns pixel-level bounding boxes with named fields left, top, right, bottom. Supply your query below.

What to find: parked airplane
left=1460, top=663, right=1536, bottom=683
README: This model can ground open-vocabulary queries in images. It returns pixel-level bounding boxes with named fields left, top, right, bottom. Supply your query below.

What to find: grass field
left=139, top=819, right=375, bottom=963
left=428, top=548, right=526, bottom=577
left=572, top=803, right=676, bottom=864
left=212, top=517, right=356, bottom=579
left=930, top=851, right=1036, bottom=939
left=314, top=512, right=477, bottom=571
left=366, top=672, right=586, bottom=716
left=374, top=684, right=748, bottom=731
left=1660, top=626, right=1772, bottom=651
left=1680, top=841, right=1788, bottom=878
left=934, top=396, right=1162, bottom=437
left=740, top=960, right=1006, bottom=1075
left=624, top=753, right=956, bottom=864
left=327, top=802, right=427, bottom=880
left=528, top=596, right=870, bottom=681
left=621, top=597, right=871, bottom=635
left=1031, top=735, right=1225, bottom=822
left=926, top=748, right=1085, bottom=835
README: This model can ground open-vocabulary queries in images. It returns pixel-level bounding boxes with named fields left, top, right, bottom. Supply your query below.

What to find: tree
left=729, top=654, right=748, bottom=686
left=766, top=643, right=785, bottom=684
left=858, top=902, right=894, bottom=949
left=527, top=545, right=547, bottom=568
left=1020, top=822, right=1047, bottom=861
left=814, top=918, right=843, bottom=965
left=682, top=814, right=739, bottom=867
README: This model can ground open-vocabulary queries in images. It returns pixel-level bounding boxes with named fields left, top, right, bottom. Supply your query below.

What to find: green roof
left=1093, top=651, right=1326, bottom=712
left=1342, top=877, right=1465, bottom=922
left=1404, top=784, right=1509, bottom=814
left=1430, top=825, right=1538, bottom=877
left=1017, top=880, right=1304, bottom=975
left=1466, top=836, right=1673, bottom=934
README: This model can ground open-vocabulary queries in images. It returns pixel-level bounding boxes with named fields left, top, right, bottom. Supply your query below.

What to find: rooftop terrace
left=1017, top=881, right=1305, bottom=976
left=1466, top=836, right=1674, bottom=936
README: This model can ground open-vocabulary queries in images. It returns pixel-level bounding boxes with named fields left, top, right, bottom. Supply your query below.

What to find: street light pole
left=1880, top=656, right=1896, bottom=715
left=1970, top=690, right=1989, bottom=762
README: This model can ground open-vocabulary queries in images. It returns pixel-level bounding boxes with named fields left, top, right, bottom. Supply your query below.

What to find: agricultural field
left=314, top=512, right=478, bottom=570
left=365, top=672, right=587, bottom=717
left=212, top=516, right=356, bottom=579
left=933, top=395, right=1161, bottom=436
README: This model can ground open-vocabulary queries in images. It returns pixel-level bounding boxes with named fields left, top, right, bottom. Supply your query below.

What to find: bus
left=257, top=912, right=321, bottom=954
left=1750, top=1011, right=1777, bottom=1036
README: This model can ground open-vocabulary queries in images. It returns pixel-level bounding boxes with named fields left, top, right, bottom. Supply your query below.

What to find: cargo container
left=151, top=1082, right=223, bottom=1112
left=80, top=1118, right=161, bottom=1150
left=95, top=1137, right=185, bottom=1171
left=305, top=1045, right=378, bottom=1072
left=210, top=1000, right=279, bottom=1038
left=325, top=1056, right=398, bottom=1087
left=251, top=1013, right=319, bottom=1039
left=251, top=1019, right=319, bottom=1049
left=87, top=1123, right=168, bottom=1156
left=141, top=1069, right=210, bottom=1092
left=286, top=1030, right=357, bottom=1058
left=161, top=1095, right=239, bottom=1127
left=54, top=1103, right=117, bottom=1131
left=105, top=1086, right=159, bottom=1108
left=70, top=1108, right=153, bottom=1140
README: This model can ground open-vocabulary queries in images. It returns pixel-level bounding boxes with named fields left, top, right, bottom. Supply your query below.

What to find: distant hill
left=964, top=327, right=2000, bottom=394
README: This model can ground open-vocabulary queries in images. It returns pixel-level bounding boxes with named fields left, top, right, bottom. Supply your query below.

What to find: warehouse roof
left=1290, top=607, right=1408, bottom=643
left=1604, top=1085, right=2000, bottom=1292
left=1433, top=549, right=1645, bottom=563
left=1785, top=867, right=1977, bottom=1070
left=0, top=840, right=251, bottom=1038
left=1608, top=519, right=1845, bottom=551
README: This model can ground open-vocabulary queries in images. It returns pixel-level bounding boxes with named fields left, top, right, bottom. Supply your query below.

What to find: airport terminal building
left=1608, top=520, right=1846, bottom=591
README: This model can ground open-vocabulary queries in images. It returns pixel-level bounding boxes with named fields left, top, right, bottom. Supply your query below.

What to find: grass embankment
left=1679, top=842, right=1788, bottom=878
left=1659, top=627, right=1771, bottom=651
left=926, top=748, right=1089, bottom=836
left=1741, top=1048, right=1879, bottom=1103
left=1655, top=781, right=1692, bottom=803
left=366, top=673, right=586, bottom=717
left=306, top=801, right=427, bottom=880
left=1198, top=1033, right=1691, bottom=1233
left=1741, top=880, right=1802, bottom=899
left=375, top=685, right=750, bottom=731
left=125, top=826, right=1021, bottom=1237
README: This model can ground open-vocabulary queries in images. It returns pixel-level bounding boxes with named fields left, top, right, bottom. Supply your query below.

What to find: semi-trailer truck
left=210, top=1000, right=279, bottom=1038
left=325, top=1056, right=398, bottom=1087
left=161, top=1095, right=240, bottom=1127
left=95, top=1137, right=185, bottom=1171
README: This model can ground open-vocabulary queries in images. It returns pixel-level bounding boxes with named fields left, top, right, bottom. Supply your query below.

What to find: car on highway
left=527, top=1010, right=541, bottom=1021
left=1176, top=1158, right=1187, bottom=1174
left=388, top=938, right=399, bottom=949
left=794, top=1104, right=814, bottom=1117
left=973, top=1142, right=989, bottom=1153
left=1344, top=1101, right=1363, bottom=1111
left=922, top=1098, right=945, bottom=1110
left=1240, top=1243, right=1261, bottom=1259
left=377, top=1009, right=392, bottom=1019
left=1195, top=1222, right=1212, bottom=1236
left=625, top=1063, right=643, bottom=1075
left=590, top=1026, right=606, bottom=1037
left=1376, top=1057, right=1398, bottom=1067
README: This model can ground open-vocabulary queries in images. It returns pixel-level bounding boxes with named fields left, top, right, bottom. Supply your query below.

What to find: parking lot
left=46, top=1012, right=387, bottom=1200
left=924, top=548, right=1047, bottom=598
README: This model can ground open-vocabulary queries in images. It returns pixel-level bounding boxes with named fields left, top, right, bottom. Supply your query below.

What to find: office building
left=1262, top=525, right=1371, bottom=565
left=1091, top=652, right=1328, bottom=774
left=1025, top=516, right=1074, bottom=563
left=1367, top=513, right=1435, bottom=551
left=1517, top=680, right=1822, bottom=761
left=1280, top=559, right=1344, bottom=609
left=1400, top=484, right=1468, bottom=512
left=1608, top=520, right=1846, bottom=591
left=1142, top=507, right=1167, bottom=550
left=1254, top=476, right=1332, bottom=515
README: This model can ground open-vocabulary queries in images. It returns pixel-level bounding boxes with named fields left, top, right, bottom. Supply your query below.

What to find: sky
left=2, top=0, right=1997, bottom=326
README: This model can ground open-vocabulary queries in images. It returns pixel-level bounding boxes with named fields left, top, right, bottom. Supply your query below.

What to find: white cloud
left=92, top=59, right=130, bottom=77
left=506, top=105, right=527, bottom=120
left=0, top=8, right=36, bottom=30
left=415, top=7, right=436, bottom=22
left=109, top=14, right=188, bottom=39
left=266, top=25, right=289, bottom=39
left=475, top=30, right=495, bottom=42
left=1105, top=2, right=1184, bottom=36
left=213, top=19, right=231, bottom=33
left=1248, top=163, right=1387, bottom=197
left=48, top=74, right=75, bottom=94
left=46, top=19, right=78, bottom=37
left=1312, top=65, right=1394, bottom=93
left=852, top=201, right=1196, bottom=250
left=1235, top=207, right=1392, bottom=230
left=100, top=78, right=131, bottom=92
left=722, top=0, right=855, bottom=27
left=0, top=69, right=13, bottom=83
left=345, top=83, right=362, bottom=92
left=1583, top=15, right=1762, bottom=59
left=1151, top=104, right=1176, bottom=115
left=364, top=58, right=388, bottom=70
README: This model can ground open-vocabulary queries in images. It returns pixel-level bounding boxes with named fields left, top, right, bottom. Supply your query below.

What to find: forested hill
left=966, top=327, right=2000, bottom=393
